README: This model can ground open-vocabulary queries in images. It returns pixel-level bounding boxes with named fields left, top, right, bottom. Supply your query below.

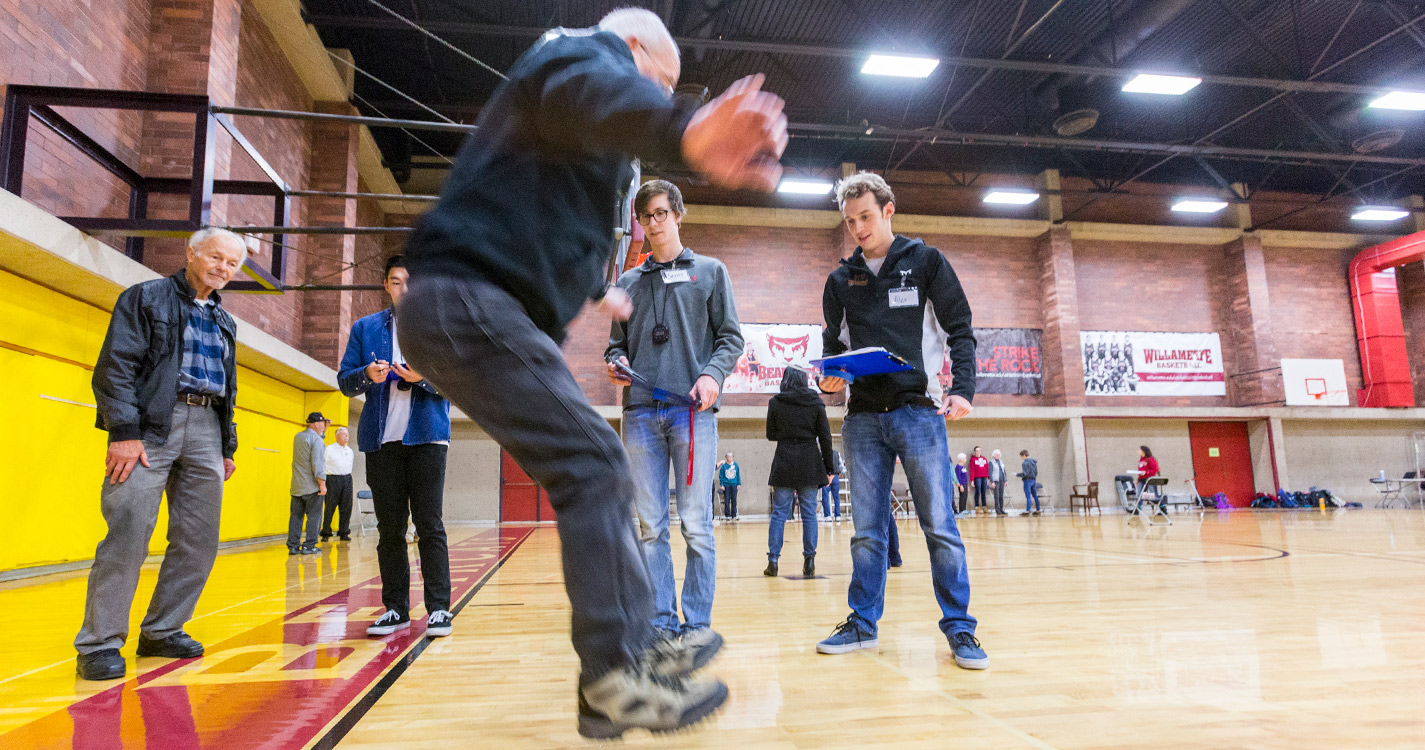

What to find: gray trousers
left=398, top=275, right=654, bottom=677
left=288, top=493, right=322, bottom=549
left=75, top=402, right=224, bottom=654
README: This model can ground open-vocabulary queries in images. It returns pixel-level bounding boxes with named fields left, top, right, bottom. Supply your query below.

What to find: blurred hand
left=106, top=440, right=149, bottom=485
left=690, top=375, right=720, bottom=411
left=818, top=375, right=847, bottom=393
left=365, top=359, right=391, bottom=382
left=391, top=362, right=423, bottom=383
left=607, top=356, right=633, bottom=386
left=683, top=74, right=788, bottom=192
left=318, top=480, right=327, bottom=497
left=599, top=287, right=632, bottom=321
left=941, top=394, right=973, bottom=420
left=224, top=459, right=236, bottom=481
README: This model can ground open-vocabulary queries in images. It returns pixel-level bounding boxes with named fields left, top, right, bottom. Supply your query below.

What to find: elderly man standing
left=398, top=8, right=786, bottom=738
left=75, top=228, right=245, bottom=681
left=321, top=426, right=355, bottom=542
left=289, top=413, right=329, bottom=555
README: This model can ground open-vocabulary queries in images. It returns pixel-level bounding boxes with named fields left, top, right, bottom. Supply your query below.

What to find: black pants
left=398, top=275, right=654, bottom=676
left=992, top=478, right=1005, bottom=513
left=957, top=485, right=967, bottom=512
left=722, top=485, right=738, bottom=517
left=887, top=515, right=901, bottom=567
left=321, top=473, right=353, bottom=537
left=366, top=442, right=450, bottom=617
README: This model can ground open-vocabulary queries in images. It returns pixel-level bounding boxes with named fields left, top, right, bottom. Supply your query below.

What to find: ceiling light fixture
left=1367, top=91, right=1425, bottom=111
left=1171, top=198, right=1228, bottom=213
left=983, top=190, right=1040, bottom=205
left=1122, top=73, right=1202, bottom=95
left=777, top=179, right=834, bottom=195
left=1351, top=206, right=1410, bottom=222
left=861, top=54, right=940, bottom=78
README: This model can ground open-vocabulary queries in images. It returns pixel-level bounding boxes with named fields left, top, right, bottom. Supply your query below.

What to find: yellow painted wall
left=0, top=269, right=346, bottom=571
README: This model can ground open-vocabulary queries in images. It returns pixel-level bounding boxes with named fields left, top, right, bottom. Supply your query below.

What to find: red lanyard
left=686, top=402, right=695, bottom=485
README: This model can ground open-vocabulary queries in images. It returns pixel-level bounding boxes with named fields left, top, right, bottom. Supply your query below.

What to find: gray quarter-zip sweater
left=607, top=248, right=744, bottom=410
left=290, top=429, right=327, bottom=496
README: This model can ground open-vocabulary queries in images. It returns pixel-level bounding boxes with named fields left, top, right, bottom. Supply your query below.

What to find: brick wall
left=0, top=0, right=150, bottom=237
left=1264, top=245, right=1364, bottom=405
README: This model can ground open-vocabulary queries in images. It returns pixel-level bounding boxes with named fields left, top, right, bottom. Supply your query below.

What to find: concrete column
left=1267, top=416, right=1289, bottom=491
left=300, top=102, right=361, bottom=368
left=1219, top=233, right=1282, bottom=406
left=1035, top=169, right=1064, bottom=223
left=1037, top=226, right=1084, bottom=406
left=1227, top=182, right=1252, bottom=230
left=1059, top=416, right=1089, bottom=508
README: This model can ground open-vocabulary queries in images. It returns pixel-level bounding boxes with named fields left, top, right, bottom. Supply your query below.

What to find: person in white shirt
left=321, top=426, right=356, bottom=541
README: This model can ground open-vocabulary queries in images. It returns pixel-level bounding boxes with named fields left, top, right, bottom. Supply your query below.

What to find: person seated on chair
left=1137, top=445, right=1164, bottom=513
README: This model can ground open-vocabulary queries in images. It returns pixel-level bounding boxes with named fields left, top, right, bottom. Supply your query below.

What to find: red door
left=500, top=450, right=551, bottom=522
left=1188, top=422, right=1256, bottom=507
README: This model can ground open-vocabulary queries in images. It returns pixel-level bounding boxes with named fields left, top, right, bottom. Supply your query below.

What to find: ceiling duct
left=1052, top=84, right=1100, bottom=136
left=1352, top=128, right=1405, bottom=154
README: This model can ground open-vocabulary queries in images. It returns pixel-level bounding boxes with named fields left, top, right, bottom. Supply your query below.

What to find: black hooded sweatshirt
left=821, top=235, right=976, bottom=414
left=765, top=368, right=835, bottom=488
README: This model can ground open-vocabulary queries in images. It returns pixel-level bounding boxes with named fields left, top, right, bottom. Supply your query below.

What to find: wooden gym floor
left=1, top=509, right=1422, bottom=749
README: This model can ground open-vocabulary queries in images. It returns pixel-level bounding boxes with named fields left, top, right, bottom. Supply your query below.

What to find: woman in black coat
left=764, top=367, right=835, bottom=578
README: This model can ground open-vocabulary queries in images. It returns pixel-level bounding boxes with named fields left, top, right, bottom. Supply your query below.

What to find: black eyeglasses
left=637, top=208, right=674, bottom=225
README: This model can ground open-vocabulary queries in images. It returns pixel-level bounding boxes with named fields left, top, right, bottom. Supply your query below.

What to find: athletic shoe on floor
left=816, top=617, right=878, bottom=654
left=576, top=660, right=728, bottom=739
left=136, top=631, right=204, bottom=658
left=426, top=609, right=454, bottom=637
left=763, top=560, right=777, bottom=577
left=366, top=609, right=411, bottom=636
left=288, top=547, right=300, bottom=555
left=338, top=534, right=351, bottom=541
left=76, top=649, right=126, bottom=681
left=299, top=546, right=320, bottom=555
left=647, top=627, right=723, bottom=678
left=803, top=556, right=815, bottom=577
left=949, top=631, right=990, bottom=670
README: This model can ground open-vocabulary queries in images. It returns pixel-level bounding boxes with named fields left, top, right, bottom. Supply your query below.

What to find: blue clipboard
left=614, top=362, right=698, bottom=407
left=810, top=348, right=913, bottom=384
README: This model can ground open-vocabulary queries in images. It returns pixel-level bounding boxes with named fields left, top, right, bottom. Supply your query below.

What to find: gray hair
left=599, top=8, right=678, bottom=62
left=188, top=227, right=249, bottom=266
left=956, top=453, right=967, bottom=460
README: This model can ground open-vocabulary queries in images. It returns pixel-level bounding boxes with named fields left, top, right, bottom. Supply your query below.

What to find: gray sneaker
left=577, top=663, right=728, bottom=739
left=647, top=627, right=723, bottom=678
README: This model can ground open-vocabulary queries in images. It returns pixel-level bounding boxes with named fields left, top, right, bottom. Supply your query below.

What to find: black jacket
left=405, top=29, right=696, bottom=343
left=821, top=235, right=976, bottom=414
left=93, top=273, right=239, bottom=458
left=766, top=371, right=835, bottom=489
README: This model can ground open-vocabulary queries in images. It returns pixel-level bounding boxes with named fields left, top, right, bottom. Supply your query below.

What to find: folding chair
left=890, top=483, right=914, bottom=517
left=356, top=489, right=377, bottom=537
left=1127, top=477, right=1172, bottom=526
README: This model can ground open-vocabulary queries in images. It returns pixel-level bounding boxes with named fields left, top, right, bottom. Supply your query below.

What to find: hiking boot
left=76, top=649, right=125, bottom=681
left=576, top=662, right=728, bottom=739
left=816, top=617, right=878, bottom=654
left=647, top=628, right=723, bottom=679
left=136, top=632, right=204, bottom=658
left=949, top=631, right=990, bottom=670
left=763, top=560, right=777, bottom=577
left=802, top=556, right=815, bottom=577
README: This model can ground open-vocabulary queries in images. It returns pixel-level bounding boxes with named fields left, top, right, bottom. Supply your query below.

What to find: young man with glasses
left=606, top=179, right=743, bottom=651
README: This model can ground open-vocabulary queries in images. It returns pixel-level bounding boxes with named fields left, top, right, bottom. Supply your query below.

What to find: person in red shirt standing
left=968, top=446, right=990, bottom=515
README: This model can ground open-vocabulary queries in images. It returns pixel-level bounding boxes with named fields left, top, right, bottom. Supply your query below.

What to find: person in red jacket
left=968, top=446, right=990, bottom=514
left=1137, top=445, right=1163, bottom=512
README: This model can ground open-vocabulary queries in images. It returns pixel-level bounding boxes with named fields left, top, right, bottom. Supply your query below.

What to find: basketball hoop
left=1305, top=378, right=1327, bottom=401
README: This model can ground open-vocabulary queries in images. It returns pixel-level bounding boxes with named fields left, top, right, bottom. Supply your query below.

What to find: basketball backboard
left=1282, top=359, right=1349, bottom=406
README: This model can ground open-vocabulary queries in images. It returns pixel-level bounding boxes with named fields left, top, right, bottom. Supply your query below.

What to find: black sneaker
left=299, top=546, right=320, bottom=555
left=288, top=547, right=300, bottom=555
left=763, top=560, right=777, bottom=577
left=366, top=609, right=411, bottom=636
left=802, top=556, right=815, bottom=577
left=426, top=610, right=454, bottom=637
left=76, top=649, right=126, bottom=680
left=338, top=534, right=351, bottom=542
left=577, top=660, right=728, bottom=739
left=136, top=632, right=204, bottom=658
left=319, top=533, right=331, bottom=541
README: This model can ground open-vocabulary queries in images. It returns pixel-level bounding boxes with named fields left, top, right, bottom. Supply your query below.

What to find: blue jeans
left=1023, top=478, right=1040, bottom=511
left=820, top=475, right=841, bottom=517
left=624, top=406, right=718, bottom=634
left=768, top=486, right=819, bottom=561
left=843, top=405, right=976, bottom=637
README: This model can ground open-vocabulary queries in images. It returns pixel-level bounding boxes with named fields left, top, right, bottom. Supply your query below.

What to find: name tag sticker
left=889, top=287, right=919, bottom=308
left=661, top=269, right=691, bottom=284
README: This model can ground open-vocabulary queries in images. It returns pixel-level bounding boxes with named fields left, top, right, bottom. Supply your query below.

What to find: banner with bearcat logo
left=723, top=323, right=824, bottom=393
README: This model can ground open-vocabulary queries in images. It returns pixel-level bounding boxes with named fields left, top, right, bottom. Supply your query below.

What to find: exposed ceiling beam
left=304, top=15, right=1405, bottom=97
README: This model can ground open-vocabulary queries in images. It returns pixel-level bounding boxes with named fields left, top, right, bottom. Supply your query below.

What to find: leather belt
left=179, top=392, right=215, bottom=407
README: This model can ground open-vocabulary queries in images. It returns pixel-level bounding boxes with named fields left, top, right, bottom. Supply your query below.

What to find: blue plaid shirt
left=177, top=298, right=227, bottom=396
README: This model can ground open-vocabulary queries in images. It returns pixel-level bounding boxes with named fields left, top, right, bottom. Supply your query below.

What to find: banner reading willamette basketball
left=1080, top=330, right=1226, bottom=396
left=724, top=323, right=824, bottom=393
left=938, top=328, right=1043, bottom=395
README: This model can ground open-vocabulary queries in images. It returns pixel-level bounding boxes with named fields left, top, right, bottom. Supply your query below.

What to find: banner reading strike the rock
left=723, top=323, right=824, bottom=394
left=938, top=328, right=1044, bottom=396
left=1080, top=330, right=1226, bottom=396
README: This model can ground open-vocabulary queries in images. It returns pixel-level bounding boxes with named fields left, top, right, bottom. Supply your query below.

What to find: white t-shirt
left=865, top=255, right=886, bottom=275
left=381, top=315, right=449, bottom=447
